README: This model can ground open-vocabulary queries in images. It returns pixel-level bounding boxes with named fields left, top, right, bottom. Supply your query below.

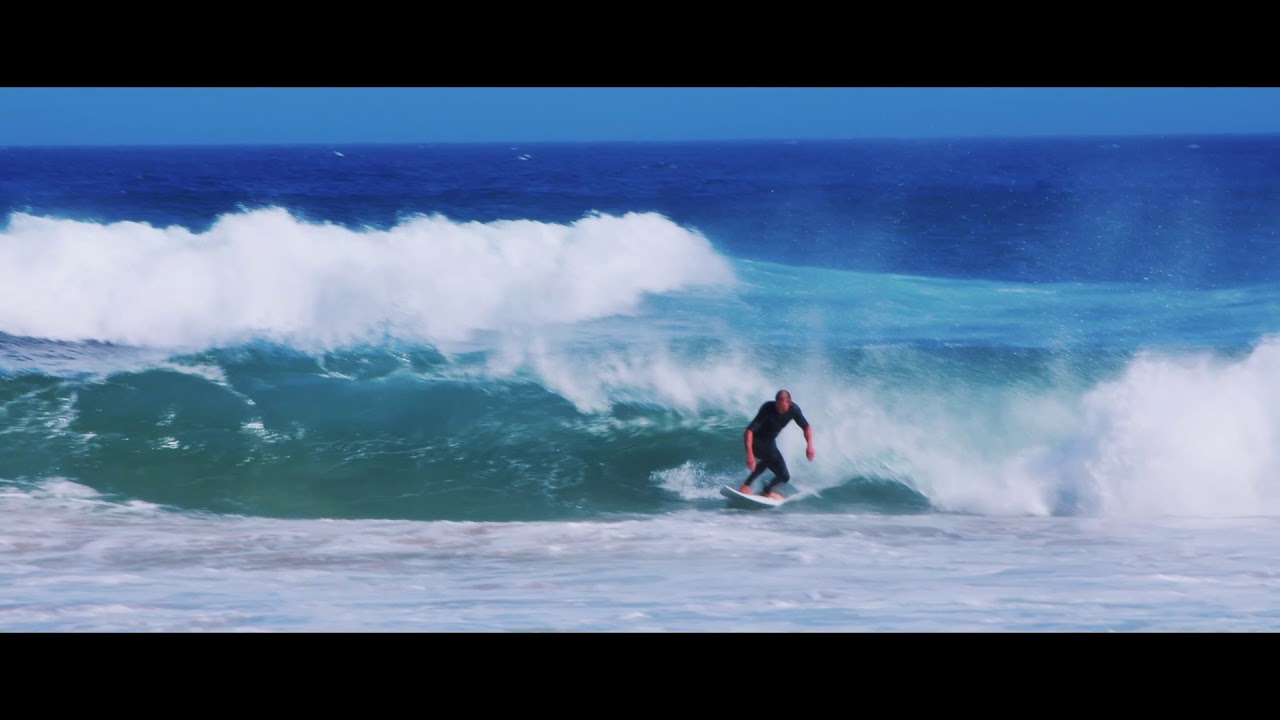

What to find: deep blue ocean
left=3, top=137, right=1279, bottom=631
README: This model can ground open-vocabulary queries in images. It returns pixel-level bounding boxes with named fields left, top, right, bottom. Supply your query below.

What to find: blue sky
left=2, top=87, right=1279, bottom=146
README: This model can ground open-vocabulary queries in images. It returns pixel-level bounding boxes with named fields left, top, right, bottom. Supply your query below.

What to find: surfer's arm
left=744, top=404, right=768, bottom=466
left=792, top=405, right=814, bottom=461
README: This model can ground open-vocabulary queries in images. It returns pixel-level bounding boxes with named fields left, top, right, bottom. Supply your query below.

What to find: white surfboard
left=720, top=484, right=786, bottom=508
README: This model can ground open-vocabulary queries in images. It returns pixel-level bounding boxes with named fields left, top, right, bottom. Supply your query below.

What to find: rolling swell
left=0, top=340, right=940, bottom=521
left=780, top=475, right=931, bottom=515
left=0, top=343, right=787, bottom=521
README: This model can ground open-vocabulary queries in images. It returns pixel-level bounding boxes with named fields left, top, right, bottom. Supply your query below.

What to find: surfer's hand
left=806, top=446, right=815, bottom=461
left=746, top=456, right=756, bottom=471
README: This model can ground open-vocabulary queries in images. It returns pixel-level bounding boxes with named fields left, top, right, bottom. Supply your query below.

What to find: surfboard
left=720, top=484, right=786, bottom=508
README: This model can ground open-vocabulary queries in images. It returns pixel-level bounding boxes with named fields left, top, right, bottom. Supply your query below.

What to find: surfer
left=740, top=389, right=814, bottom=499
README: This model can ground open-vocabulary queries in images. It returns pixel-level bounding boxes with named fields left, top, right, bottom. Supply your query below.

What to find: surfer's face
left=776, top=395, right=791, bottom=413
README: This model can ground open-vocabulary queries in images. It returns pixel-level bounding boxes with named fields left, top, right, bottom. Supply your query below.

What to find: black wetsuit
left=744, top=400, right=810, bottom=495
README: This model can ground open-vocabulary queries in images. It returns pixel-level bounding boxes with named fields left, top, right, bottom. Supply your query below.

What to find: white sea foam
left=1, top=477, right=1276, bottom=631
left=0, top=208, right=737, bottom=350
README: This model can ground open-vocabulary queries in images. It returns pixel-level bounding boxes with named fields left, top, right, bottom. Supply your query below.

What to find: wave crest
left=0, top=208, right=737, bottom=350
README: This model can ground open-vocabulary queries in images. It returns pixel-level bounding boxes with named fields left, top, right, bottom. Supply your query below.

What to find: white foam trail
left=0, top=209, right=737, bottom=350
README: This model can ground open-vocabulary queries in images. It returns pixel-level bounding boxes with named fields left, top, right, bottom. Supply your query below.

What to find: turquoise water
left=3, top=138, right=1279, bottom=630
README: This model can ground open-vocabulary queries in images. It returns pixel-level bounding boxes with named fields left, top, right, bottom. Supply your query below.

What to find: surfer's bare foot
left=764, top=491, right=783, bottom=500
left=739, top=484, right=753, bottom=494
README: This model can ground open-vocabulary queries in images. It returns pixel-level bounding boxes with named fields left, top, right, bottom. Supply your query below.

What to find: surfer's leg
left=740, top=461, right=767, bottom=493
left=759, top=452, right=790, bottom=499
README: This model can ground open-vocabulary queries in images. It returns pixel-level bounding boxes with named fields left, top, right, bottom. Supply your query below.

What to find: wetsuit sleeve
left=746, top=403, right=769, bottom=433
left=791, top=404, right=810, bottom=430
